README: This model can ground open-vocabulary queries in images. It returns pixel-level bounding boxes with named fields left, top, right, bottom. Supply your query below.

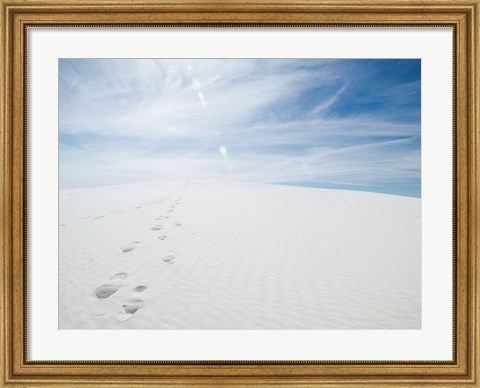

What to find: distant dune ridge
left=59, top=180, right=421, bottom=330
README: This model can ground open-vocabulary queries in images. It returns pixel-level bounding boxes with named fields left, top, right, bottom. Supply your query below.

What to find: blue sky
left=59, top=59, right=421, bottom=197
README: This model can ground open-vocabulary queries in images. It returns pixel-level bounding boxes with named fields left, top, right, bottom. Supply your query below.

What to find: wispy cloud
left=309, top=83, right=349, bottom=117
left=59, top=59, right=421, bottom=197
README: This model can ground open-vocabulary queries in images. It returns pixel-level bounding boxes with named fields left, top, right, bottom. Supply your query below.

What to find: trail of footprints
left=92, top=194, right=185, bottom=322
left=94, top=272, right=148, bottom=322
left=75, top=191, right=186, bottom=226
left=120, top=194, right=184, bottom=258
left=147, top=195, right=183, bottom=258
left=80, top=197, right=164, bottom=224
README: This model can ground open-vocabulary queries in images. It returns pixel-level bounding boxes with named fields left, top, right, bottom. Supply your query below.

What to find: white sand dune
left=59, top=180, right=421, bottom=330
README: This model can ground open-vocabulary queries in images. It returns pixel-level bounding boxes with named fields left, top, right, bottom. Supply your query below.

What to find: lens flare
left=192, top=77, right=201, bottom=90
left=192, top=77, right=206, bottom=106
left=219, top=145, right=233, bottom=171
left=197, top=91, right=207, bottom=106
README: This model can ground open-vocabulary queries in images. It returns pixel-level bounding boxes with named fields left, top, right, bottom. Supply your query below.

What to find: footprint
left=94, top=284, right=122, bottom=299
left=175, top=222, right=182, bottom=227
left=116, top=298, right=144, bottom=321
left=111, top=272, right=128, bottom=280
left=162, top=252, right=176, bottom=264
left=82, top=216, right=91, bottom=219
left=121, top=242, right=140, bottom=253
left=151, top=225, right=163, bottom=231
left=156, top=215, right=169, bottom=220
left=157, top=235, right=168, bottom=240
left=134, top=285, right=148, bottom=292
left=93, top=216, right=104, bottom=220
left=167, top=209, right=174, bottom=213
left=122, top=298, right=143, bottom=314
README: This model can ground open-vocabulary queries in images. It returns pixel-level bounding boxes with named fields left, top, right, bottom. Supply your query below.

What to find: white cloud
left=59, top=59, right=421, bottom=195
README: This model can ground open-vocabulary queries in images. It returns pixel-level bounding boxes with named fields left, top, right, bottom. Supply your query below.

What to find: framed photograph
left=1, top=0, right=478, bottom=386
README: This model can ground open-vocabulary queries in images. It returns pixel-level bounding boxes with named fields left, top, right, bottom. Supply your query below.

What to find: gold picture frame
left=1, top=0, right=478, bottom=386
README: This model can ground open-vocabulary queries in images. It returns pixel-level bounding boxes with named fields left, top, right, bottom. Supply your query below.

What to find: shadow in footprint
left=93, top=216, right=104, bottom=220
left=111, top=272, right=128, bottom=280
left=175, top=222, right=182, bottom=227
left=134, top=285, right=148, bottom=292
left=158, top=235, right=168, bottom=240
left=121, top=242, right=140, bottom=253
left=117, top=298, right=144, bottom=321
left=95, top=284, right=121, bottom=299
left=156, top=215, right=169, bottom=220
left=162, top=252, right=176, bottom=264
left=151, top=225, right=163, bottom=231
